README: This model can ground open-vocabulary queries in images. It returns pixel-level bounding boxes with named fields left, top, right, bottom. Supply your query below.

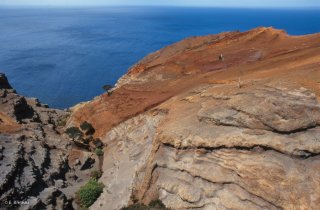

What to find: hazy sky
left=1, top=0, right=319, bottom=7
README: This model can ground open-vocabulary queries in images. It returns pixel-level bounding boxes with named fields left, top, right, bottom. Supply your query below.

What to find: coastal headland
left=1, top=27, right=320, bottom=210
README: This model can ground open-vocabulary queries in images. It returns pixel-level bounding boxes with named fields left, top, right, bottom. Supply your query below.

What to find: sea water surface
left=0, top=6, right=319, bottom=108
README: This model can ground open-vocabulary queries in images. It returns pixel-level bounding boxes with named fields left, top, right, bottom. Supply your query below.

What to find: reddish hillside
left=69, top=27, right=320, bottom=137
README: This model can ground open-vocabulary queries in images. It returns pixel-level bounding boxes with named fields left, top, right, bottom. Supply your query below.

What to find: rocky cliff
left=70, top=27, right=320, bottom=210
left=1, top=27, right=320, bottom=210
left=0, top=74, right=102, bottom=210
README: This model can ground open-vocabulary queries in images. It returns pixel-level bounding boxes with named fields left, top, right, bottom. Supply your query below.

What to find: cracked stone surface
left=81, top=28, right=320, bottom=210
left=0, top=74, right=100, bottom=210
left=92, top=84, right=320, bottom=210
left=2, top=27, right=320, bottom=210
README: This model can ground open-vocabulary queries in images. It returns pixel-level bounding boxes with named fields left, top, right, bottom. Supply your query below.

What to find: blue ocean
left=0, top=6, right=319, bottom=108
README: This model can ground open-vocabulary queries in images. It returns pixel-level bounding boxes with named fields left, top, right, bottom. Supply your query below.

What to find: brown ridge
left=69, top=27, right=320, bottom=137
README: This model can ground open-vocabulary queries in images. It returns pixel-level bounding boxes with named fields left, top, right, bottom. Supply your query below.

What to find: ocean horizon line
left=1, top=5, right=320, bottom=10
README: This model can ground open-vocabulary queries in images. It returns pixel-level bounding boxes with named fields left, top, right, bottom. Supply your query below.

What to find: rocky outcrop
left=0, top=79, right=74, bottom=209
left=90, top=109, right=167, bottom=210
left=75, top=28, right=320, bottom=210
left=91, top=83, right=320, bottom=210
left=0, top=76, right=101, bottom=210
left=0, top=73, right=12, bottom=89
left=2, top=27, right=320, bottom=210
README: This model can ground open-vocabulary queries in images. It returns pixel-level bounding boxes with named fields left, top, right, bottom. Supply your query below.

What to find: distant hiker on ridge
left=219, top=54, right=224, bottom=61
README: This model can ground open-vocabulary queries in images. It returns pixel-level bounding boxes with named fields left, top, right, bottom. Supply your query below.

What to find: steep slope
left=0, top=74, right=72, bottom=209
left=69, top=27, right=320, bottom=137
left=0, top=74, right=102, bottom=210
left=1, top=27, right=320, bottom=210
left=93, top=83, right=320, bottom=210
left=69, top=27, right=320, bottom=210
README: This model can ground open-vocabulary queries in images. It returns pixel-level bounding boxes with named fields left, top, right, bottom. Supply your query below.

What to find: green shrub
left=57, top=114, right=70, bottom=127
left=95, top=148, right=104, bottom=156
left=82, top=137, right=90, bottom=145
left=102, top=84, right=112, bottom=91
left=76, top=179, right=104, bottom=208
left=149, top=199, right=166, bottom=208
left=102, top=84, right=113, bottom=96
left=80, top=121, right=95, bottom=135
left=65, top=127, right=83, bottom=139
left=90, top=170, right=103, bottom=179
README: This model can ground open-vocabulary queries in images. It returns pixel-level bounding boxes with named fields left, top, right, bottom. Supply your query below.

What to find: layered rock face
left=71, top=28, right=320, bottom=210
left=1, top=27, right=320, bottom=210
left=92, top=83, right=320, bottom=210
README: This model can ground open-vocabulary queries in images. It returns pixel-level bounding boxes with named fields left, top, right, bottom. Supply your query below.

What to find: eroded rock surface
left=83, top=28, right=320, bottom=210
left=2, top=27, right=320, bottom=210
left=93, top=84, right=320, bottom=210
left=0, top=75, right=101, bottom=210
left=90, top=109, right=167, bottom=210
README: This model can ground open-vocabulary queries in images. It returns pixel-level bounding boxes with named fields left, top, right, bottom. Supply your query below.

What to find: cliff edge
left=1, top=27, right=320, bottom=210
left=69, top=27, right=320, bottom=210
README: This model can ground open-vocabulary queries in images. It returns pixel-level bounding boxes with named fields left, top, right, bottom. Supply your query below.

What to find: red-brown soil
left=69, top=27, right=320, bottom=137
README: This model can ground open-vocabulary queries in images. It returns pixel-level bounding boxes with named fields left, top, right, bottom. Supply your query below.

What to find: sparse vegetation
left=81, top=137, right=90, bottom=145
left=102, top=84, right=113, bottom=92
left=65, top=127, right=83, bottom=139
left=121, top=199, right=169, bottom=210
left=149, top=200, right=167, bottom=208
left=102, top=84, right=113, bottom=96
left=80, top=121, right=95, bottom=135
left=76, top=179, right=104, bottom=208
left=90, top=170, right=103, bottom=179
left=93, top=138, right=103, bottom=148
left=95, top=148, right=104, bottom=156
left=57, top=114, right=70, bottom=127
